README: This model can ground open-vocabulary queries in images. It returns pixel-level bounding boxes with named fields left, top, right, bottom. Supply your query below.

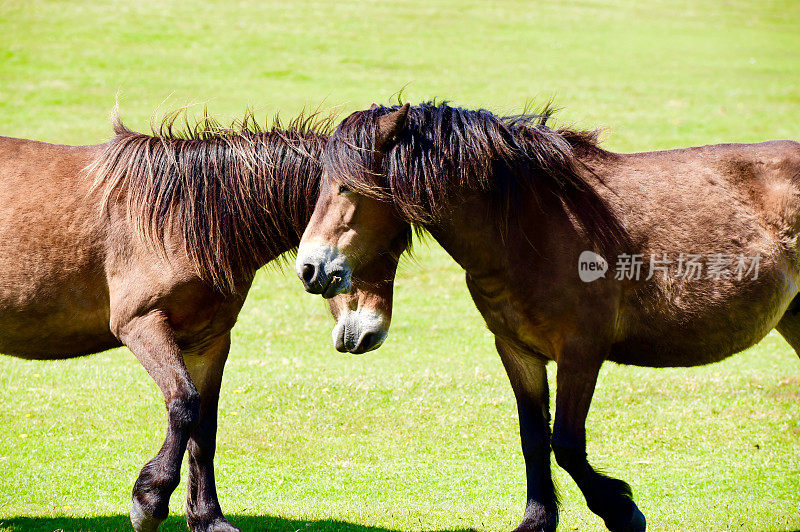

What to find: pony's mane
left=324, top=101, right=628, bottom=254
left=89, top=107, right=332, bottom=293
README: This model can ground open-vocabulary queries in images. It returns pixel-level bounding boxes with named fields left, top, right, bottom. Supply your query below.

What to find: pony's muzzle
left=296, top=242, right=352, bottom=298
left=299, top=262, right=348, bottom=298
left=336, top=330, right=384, bottom=354
left=332, top=309, right=388, bottom=354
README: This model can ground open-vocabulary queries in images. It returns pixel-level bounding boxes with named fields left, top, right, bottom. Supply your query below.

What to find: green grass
left=0, top=0, right=799, bottom=530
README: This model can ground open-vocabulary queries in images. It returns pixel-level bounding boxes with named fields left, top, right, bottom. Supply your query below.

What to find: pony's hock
left=299, top=100, right=800, bottom=531
left=0, top=108, right=398, bottom=532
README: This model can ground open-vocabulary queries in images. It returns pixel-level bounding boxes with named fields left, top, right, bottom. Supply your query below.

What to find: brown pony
left=296, top=101, right=800, bottom=532
left=0, top=109, right=397, bottom=532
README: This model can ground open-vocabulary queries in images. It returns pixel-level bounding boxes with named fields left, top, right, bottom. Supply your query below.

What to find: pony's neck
left=92, top=117, right=328, bottom=293
left=424, top=197, right=512, bottom=277
left=424, top=186, right=586, bottom=282
left=246, top=133, right=323, bottom=268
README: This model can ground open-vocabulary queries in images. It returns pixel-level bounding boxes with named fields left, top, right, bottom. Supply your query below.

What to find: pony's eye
left=338, top=183, right=351, bottom=194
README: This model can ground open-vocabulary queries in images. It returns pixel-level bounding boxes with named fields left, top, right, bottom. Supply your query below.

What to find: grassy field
left=1, top=0, right=799, bottom=531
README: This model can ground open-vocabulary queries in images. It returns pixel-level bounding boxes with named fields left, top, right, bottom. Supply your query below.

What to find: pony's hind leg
left=117, top=312, right=201, bottom=532
left=777, top=295, right=800, bottom=356
left=184, top=333, right=240, bottom=532
left=551, top=344, right=646, bottom=532
left=496, top=338, right=559, bottom=532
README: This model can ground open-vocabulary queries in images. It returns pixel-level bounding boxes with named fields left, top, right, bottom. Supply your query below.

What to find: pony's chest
left=465, top=271, right=561, bottom=358
left=169, top=293, right=245, bottom=350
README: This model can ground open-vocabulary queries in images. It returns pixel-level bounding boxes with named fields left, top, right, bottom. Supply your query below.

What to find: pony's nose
left=297, top=242, right=352, bottom=297
left=299, top=261, right=330, bottom=294
left=298, top=261, right=326, bottom=293
left=298, top=262, right=347, bottom=298
left=348, top=331, right=383, bottom=354
left=332, top=308, right=389, bottom=354
left=353, top=332, right=378, bottom=354
left=301, top=263, right=317, bottom=285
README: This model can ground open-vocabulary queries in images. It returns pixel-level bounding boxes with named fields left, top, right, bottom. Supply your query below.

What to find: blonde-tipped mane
left=89, top=107, right=332, bottom=292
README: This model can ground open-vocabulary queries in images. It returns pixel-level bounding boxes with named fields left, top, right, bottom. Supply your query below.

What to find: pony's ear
left=369, top=103, right=380, bottom=110
left=374, top=103, right=410, bottom=152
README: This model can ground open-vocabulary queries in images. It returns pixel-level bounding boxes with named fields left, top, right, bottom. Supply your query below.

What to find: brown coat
left=0, top=110, right=395, bottom=532
left=297, top=102, right=800, bottom=532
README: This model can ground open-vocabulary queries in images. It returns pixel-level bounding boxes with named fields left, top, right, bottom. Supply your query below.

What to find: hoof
left=130, top=498, right=164, bottom=532
left=189, top=516, right=241, bottom=532
left=513, top=523, right=557, bottom=532
left=607, top=506, right=646, bottom=532
left=512, top=507, right=558, bottom=532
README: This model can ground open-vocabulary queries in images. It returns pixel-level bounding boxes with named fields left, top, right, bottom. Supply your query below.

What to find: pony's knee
left=551, top=442, right=586, bottom=473
left=167, top=391, right=201, bottom=429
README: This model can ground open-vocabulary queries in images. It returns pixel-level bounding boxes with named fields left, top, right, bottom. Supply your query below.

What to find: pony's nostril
left=360, top=332, right=376, bottom=349
left=353, top=332, right=378, bottom=353
left=301, top=263, right=316, bottom=284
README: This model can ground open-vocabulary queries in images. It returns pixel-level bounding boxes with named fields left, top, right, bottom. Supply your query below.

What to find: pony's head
left=296, top=104, right=412, bottom=300
left=326, top=233, right=406, bottom=353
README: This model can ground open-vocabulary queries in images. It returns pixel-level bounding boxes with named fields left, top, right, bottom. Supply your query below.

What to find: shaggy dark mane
left=323, top=101, right=627, bottom=254
left=89, top=108, right=332, bottom=293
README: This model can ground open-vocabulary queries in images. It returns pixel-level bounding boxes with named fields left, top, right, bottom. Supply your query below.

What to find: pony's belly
left=0, top=289, right=117, bottom=359
left=610, top=310, right=788, bottom=367
left=608, top=321, right=778, bottom=367
left=612, top=260, right=797, bottom=367
left=0, top=333, right=121, bottom=359
left=0, top=312, right=119, bottom=358
left=0, top=316, right=119, bottom=358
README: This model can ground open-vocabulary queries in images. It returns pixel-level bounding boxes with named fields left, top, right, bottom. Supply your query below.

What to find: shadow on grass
left=1, top=516, right=797, bottom=532
left=0, top=515, right=476, bottom=532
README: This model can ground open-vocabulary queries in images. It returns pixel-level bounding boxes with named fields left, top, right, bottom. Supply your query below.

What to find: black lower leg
left=551, top=443, right=644, bottom=532
left=186, top=408, right=237, bottom=531
left=118, top=312, right=204, bottom=532
left=133, top=394, right=200, bottom=525
left=516, top=401, right=558, bottom=532
left=184, top=335, right=238, bottom=532
left=497, top=339, right=558, bottom=532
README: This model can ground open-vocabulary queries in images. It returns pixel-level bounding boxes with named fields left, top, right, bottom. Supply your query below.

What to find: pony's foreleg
left=496, top=338, right=558, bottom=532
left=550, top=351, right=645, bottom=532
left=776, top=300, right=800, bottom=356
left=184, top=333, right=240, bottom=532
left=117, top=312, right=201, bottom=532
